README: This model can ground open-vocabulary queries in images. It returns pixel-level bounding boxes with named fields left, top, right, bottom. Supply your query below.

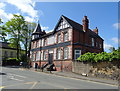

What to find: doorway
left=48, top=53, right=53, bottom=64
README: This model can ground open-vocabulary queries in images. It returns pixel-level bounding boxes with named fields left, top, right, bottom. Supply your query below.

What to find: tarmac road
left=0, top=66, right=118, bottom=90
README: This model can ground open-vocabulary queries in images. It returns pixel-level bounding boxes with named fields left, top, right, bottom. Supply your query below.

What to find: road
left=0, top=66, right=118, bottom=90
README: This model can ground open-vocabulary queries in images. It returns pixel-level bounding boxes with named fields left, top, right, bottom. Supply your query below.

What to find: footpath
left=28, top=68, right=118, bottom=86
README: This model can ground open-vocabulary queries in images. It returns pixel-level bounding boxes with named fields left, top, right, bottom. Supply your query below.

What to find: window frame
left=58, top=34, right=61, bottom=43
left=74, top=50, right=81, bottom=60
left=57, top=49, right=61, bottom=59
left=64, top=47, right=69, bottom=59
left=92, top=38, right=94, bottom=47
left=64, top=32, right=68, bottom=42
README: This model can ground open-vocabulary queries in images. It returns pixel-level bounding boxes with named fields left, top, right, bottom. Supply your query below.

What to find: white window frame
left=74, top=50, right=81, bottom=60
left=44, top=51, right=47, bottom=60
left=100, top=44, right=102, bottom=48
left=32, top=53, right=35, bottom=61
left=36, top=52, right=40, bottom=61
left=64, top=32, right=68, bottom=42
left=57, top=49, right=61, bottom=59
left=64, top=47, right=69, bottom=59
left=58, top=34, right=61, bottom=43
left=92, top=38, right=94, bottom=47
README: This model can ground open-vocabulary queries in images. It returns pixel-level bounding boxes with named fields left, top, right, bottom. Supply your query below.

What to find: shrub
left=94, top=52, right=111, bottom=62
left=77, top=52, right=96, bottom=62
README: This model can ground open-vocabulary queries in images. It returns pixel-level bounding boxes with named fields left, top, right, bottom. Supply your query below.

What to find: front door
left=48, top=54, right=53, bottom=64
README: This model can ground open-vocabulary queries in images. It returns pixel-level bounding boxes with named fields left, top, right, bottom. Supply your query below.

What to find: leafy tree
left=0, top=19, right=7, bottom=42
left=5, top=14, right=26, bottom=60
left=109, top=47, right=115, bottom=52
left=21, top=22, right=36, bottom=62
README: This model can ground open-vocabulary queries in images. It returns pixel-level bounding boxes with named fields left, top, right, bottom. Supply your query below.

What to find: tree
left=0, top=19, right=7, bottom=42
left=21, top=22, right=36, bottom=62
left=5, top=14, right=27, bottom=60
left=109, top=47, right=115, bottom=53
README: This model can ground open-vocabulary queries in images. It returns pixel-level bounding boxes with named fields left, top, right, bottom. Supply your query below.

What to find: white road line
left=10, top=77, right=24, bottom=81
left=34, top=71, right=118, bottom=87
left=10, top=73, right=26, bottom=78
left=30, top=82, right=38, bottom=89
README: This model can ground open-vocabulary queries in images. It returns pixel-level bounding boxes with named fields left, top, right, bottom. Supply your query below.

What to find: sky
left=0, top=0, right=119, bottom=52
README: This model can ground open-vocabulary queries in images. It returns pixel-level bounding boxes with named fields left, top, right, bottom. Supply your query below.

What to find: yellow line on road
left=1, top=81, right=36, bottom=89
left=30, top=82, right=38, bottom=89
left=0, top=86, right=5, bottom=89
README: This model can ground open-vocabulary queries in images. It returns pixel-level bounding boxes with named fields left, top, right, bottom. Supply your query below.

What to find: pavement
left=28, top=67, right=118, bottom=86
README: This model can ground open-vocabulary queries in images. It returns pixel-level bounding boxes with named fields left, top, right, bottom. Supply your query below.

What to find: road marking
left=0, top=86, right=5, bottom=89
left=33, top=71, right=118, bottom=87
left=1, top=81, right=36, bottom=88
left=30, top=82, right=38, bottom=89
left=42, top=82, right=68, bottom=89
left=9, top=73, right=26, bottom=78
left=10, top=77, right=24, bottom=81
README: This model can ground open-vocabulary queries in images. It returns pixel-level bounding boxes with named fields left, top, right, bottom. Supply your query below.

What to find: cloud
left=41, top=26, right=49, bottom=30
left=0, top=8, right=13, bottom=22
left=113, top=23, right=120, bottom=30
left=25, top=16, right=34, bottom=22
left=46, top=29, right=54, bottom=33
left=4, top=0, right=38, bottom=18
left=104, top=43, right=113, bottom=50
left=111, top=37, right=120, bottom=44
left=0, top=2, right=6, bottom=9
left=0, top=0, right=43, bottom=22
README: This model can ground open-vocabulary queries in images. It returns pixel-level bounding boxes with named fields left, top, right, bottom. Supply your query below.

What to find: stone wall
left=72, top=60, right=120, bottom=80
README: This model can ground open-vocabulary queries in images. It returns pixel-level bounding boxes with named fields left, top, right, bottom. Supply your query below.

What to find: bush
left=77, top=50, right=120, bottom=63
left=94, top=52, right=111, bottom=62
left=77, top=52, right=96, bottom=62
left=5, top=58, right=20, bottom=66
left=109, top=50, right=120, bottom=61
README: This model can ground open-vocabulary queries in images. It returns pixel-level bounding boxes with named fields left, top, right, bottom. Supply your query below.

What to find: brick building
left=30, top=15, right=104, bottom=71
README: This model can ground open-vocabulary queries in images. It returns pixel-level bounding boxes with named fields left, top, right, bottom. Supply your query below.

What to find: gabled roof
left=33, top=23, right=42, bottom=34
left=54, top=15, right=83, bottom=32
left=0, top=42, right=16, bottom=50
left=88, top=29, right=104, bottom=40
left=62, top=15, right=83, bottom=31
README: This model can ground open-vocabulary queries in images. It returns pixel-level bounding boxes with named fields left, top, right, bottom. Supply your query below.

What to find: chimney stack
left=93, top=27, right=98, bottom=34
left=82, top=16, right=89, bottom=32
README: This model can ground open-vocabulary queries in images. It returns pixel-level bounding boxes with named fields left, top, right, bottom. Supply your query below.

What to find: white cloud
left=0, top=8, right=13, bottom=22
left=0, top=2, right=6, bottom=9
left=25, top=16, right=34, bottom=22
left=41, top=26, right=49, bottom=30
left=111, top=37, right=120, bottom=44
left=113, top=23, right=120, bottom=30
left=4, top=0, right=38, bottom=18
left=0, top=0, right=43, bottom=22
left=104, top=43, right=113, bottom=50
left=46, top=29, right=53, bottom=33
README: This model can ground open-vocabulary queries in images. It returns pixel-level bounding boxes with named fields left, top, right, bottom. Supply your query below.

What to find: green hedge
left=77, top=49, right=120, bottom=62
